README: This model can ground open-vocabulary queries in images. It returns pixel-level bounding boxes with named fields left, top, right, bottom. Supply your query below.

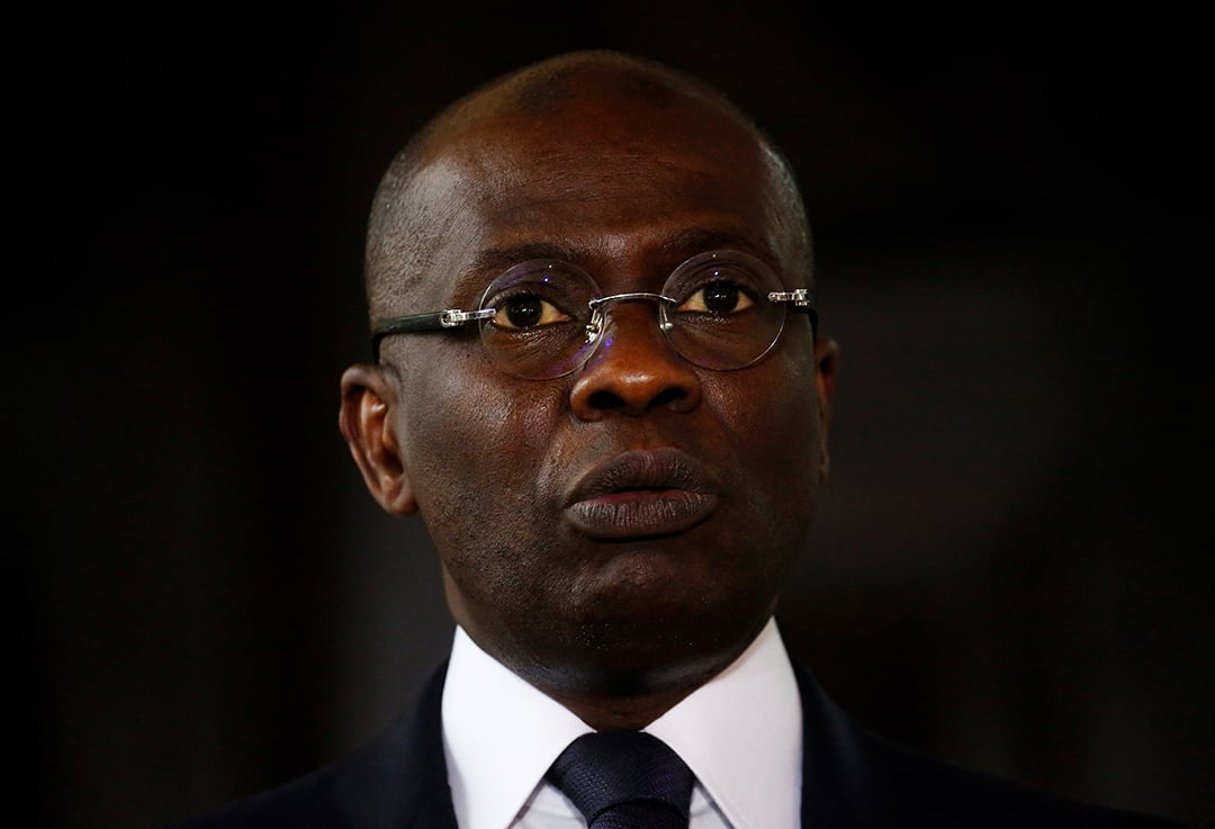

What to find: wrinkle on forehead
left=470, top=154, right=756, bottom=213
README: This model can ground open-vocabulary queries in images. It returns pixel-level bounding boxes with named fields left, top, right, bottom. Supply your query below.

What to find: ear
left=339, top=364, right=418, bottom=516
left=812, top=337, right=839, bottom=478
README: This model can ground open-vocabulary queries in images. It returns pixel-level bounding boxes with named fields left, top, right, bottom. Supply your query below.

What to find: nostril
left=651, top=387, right=686, bottom=409
left=584, top=385, right=688, bottom=415
left=588, top=389, right=625, bottom=410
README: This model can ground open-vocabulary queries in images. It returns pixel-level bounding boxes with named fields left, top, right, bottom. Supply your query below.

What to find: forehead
left=397, top=91, right=799, bottom=305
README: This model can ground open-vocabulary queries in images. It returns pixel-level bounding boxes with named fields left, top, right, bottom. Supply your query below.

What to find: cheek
left=398, top=358, right=563, bottom=534
left=729, top=350, right=820, bottom=452
left=715, top=350, right=823, bottom=525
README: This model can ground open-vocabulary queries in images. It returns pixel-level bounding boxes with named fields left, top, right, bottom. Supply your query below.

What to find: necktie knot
left=546, top=732, right=694, bottom=828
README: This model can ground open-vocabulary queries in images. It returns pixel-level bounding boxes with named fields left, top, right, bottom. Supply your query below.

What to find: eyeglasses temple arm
left=371, top=308, right=496, bottom=361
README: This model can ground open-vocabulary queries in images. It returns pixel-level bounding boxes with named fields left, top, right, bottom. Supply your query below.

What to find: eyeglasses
left=371, top=249, right=818, bottom=380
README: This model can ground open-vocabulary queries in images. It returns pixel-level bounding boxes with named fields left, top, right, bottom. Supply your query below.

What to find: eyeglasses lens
left=660, top=251, right=787, bottom=372
left=476, top=253, right=788, bottom=380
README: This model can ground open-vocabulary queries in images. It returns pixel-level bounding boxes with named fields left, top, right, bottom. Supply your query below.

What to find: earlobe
left=339, top=365, right=418, bottom=516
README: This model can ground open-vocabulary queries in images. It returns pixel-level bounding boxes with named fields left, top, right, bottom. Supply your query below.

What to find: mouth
left=564, top=448, right=720, bottom=540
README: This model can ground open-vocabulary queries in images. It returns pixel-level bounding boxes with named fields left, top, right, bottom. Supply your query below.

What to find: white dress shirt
left=441, top=618, right=802, bottom=829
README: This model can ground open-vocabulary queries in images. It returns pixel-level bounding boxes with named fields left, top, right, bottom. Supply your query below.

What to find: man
left=175, top=51, right=1184, bottom=828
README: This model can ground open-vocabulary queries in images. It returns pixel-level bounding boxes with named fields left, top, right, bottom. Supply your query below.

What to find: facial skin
left=341, top=52, right=838, bottom=730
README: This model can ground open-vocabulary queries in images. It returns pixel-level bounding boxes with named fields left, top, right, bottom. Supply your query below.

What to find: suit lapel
left=323, top=664, right=458, bottom=829
left=794, top=663, right=879, bottom=829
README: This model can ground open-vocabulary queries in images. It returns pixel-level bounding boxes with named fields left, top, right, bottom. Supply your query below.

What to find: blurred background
left=12, top=2, right=1211, bottom=826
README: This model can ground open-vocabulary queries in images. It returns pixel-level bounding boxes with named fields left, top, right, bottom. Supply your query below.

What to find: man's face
left=356, top=86, right=834, bottom=696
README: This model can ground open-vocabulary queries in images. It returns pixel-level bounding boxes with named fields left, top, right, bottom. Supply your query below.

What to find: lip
left=564, top=448, right=720, bottom=540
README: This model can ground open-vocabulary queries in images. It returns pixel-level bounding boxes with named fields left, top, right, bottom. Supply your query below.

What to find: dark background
left=13, top=2, right=1211, bottom=827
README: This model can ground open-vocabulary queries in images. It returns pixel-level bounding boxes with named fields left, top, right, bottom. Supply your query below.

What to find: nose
left=569, top=302, right=702, bottom=420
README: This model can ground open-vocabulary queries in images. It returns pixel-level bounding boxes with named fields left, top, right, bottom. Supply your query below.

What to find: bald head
left=363, top=51, right=812, bottom=323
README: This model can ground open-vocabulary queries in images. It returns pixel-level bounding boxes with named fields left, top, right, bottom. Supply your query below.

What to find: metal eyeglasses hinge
left=439, top=308, right=496, bottom=327
left=767, top=288, right=812, bottom=307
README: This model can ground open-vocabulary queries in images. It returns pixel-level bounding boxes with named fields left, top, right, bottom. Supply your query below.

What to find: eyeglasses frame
left=370, top=253, right=819, bottom=370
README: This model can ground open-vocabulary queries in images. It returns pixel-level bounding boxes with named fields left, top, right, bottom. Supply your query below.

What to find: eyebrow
left=472, top=229, right=772, bottom=271
left=655, top=227, right=775, bottom=264
left=445, top=242, right=584, bottom=305
left=468, top=242, right=583, bottom=275
left=450, top=227, right=778, bottom=303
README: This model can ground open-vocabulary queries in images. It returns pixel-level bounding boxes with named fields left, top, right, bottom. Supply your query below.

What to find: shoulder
left=164, top=668, right=455, bottom=829
left=860, top=729, right=1187, bottom=828
left=792, top=663, right=1189, bottom=828
left=166, top=762, right=356, bottom=829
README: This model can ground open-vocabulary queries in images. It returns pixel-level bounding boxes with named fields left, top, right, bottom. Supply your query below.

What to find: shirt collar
left=442, top=628, right=592, bottom=829
left=645, top=618, right=802, bottom=829
left=442, top=618, right=801, bottom=829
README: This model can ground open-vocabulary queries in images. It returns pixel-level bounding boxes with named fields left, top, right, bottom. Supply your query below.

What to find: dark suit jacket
left=171, top=663, right=1186, bottom=828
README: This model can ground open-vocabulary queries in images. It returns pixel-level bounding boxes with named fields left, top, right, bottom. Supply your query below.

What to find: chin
left=540, top=596, right=772, bottom=696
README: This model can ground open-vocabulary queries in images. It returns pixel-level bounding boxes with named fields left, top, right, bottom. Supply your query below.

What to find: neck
left=542, top=685, right=698, bottom=731
left=513, top=640, right=754, bottom=731
left=452, top=611, right=774, bottom=731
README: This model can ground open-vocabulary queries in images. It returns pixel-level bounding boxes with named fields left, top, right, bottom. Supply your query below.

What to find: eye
left=677, top=278, right=757, bottom=315
left=492, top=292, right=571, bottom=329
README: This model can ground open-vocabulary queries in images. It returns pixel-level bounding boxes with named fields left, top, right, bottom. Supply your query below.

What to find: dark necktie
left=545, top=731, right=695, bottom=828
